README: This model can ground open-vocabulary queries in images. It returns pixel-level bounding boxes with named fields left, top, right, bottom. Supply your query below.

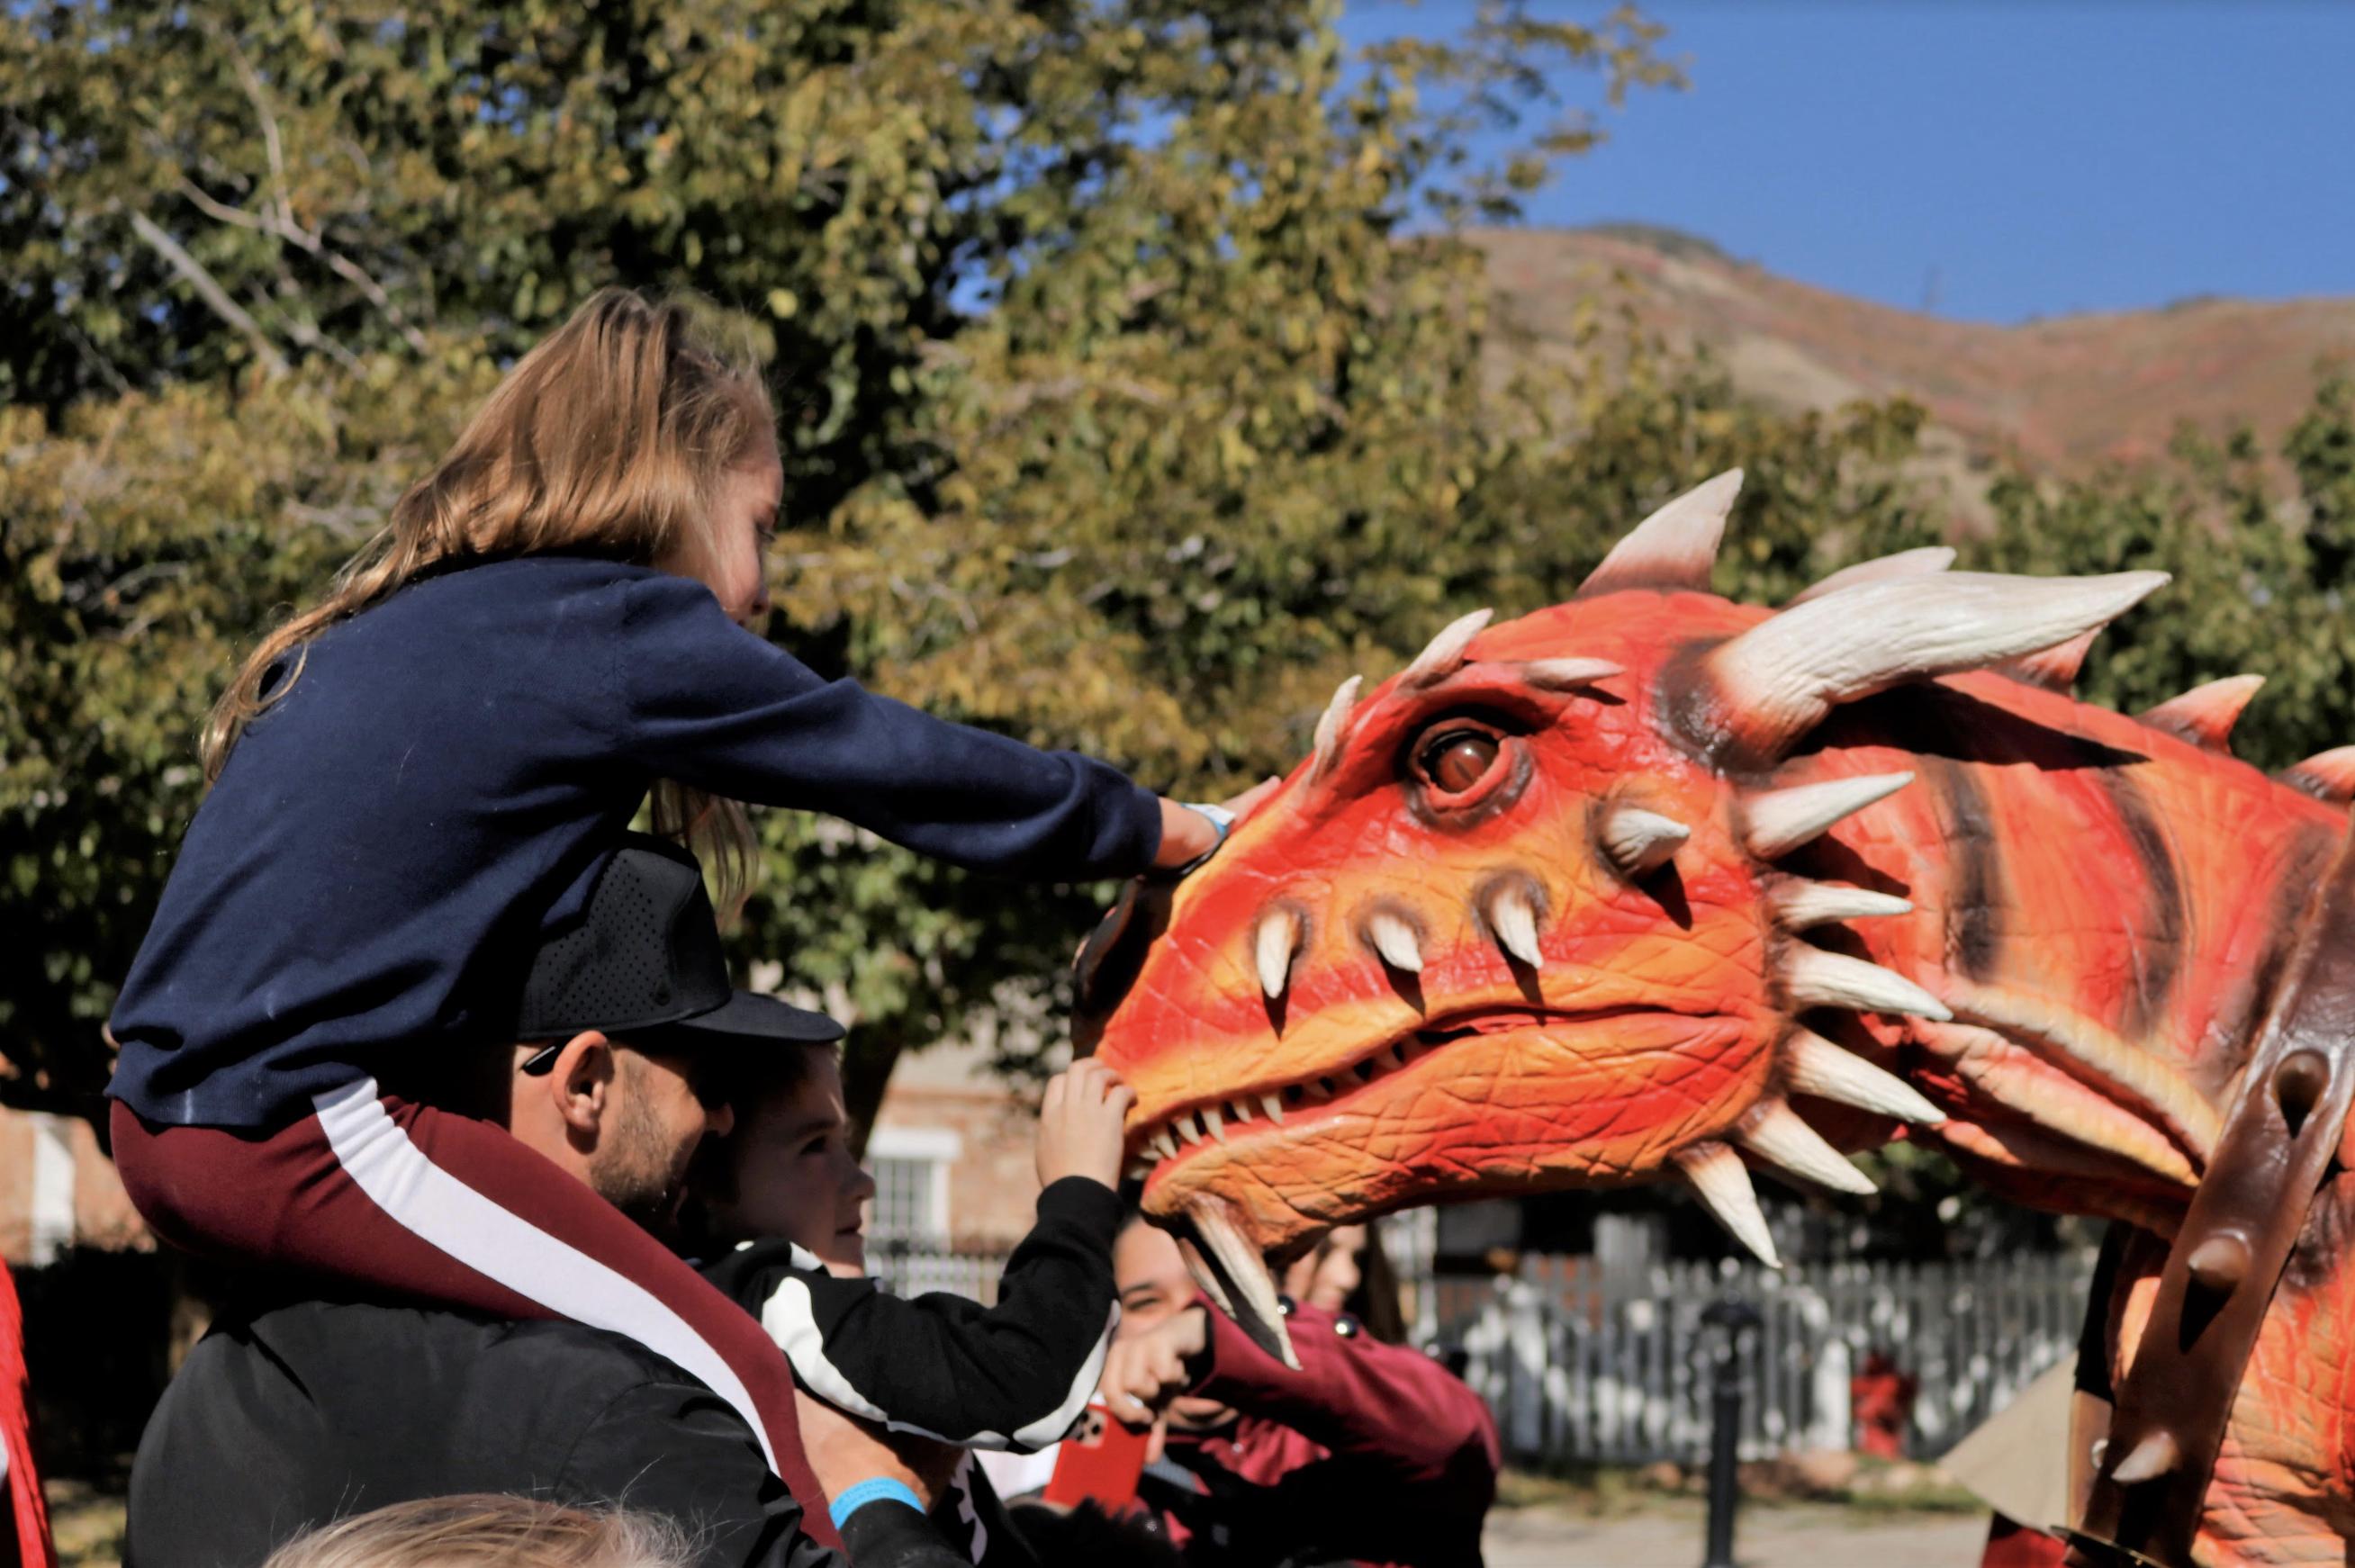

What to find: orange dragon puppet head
left=1072, top=471, right=2243, bottom=1365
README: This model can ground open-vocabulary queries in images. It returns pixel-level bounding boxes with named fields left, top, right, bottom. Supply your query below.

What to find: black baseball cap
left=516, top=834, right=843, bottom=1071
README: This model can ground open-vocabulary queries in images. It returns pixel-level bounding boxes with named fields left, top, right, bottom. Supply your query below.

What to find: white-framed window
left=864, top=1125, right=961, bottom=1243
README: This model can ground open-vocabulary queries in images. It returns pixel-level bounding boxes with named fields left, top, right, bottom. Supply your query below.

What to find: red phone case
left=1042, top=1398, right=1150, bottom=1509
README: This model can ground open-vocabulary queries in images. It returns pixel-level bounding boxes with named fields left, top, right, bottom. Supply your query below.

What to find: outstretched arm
left=706, top=1180, right=1122, bottom=1451
left=1194, top=1301, right=1499, bottom=1491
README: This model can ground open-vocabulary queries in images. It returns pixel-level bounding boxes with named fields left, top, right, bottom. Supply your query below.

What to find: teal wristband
left=829, top=1476, right=924, bottom=1530
left=1170, top=802, right=1234, bottom=876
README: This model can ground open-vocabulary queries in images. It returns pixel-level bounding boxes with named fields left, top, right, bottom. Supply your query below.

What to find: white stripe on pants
left=310, top=1077, right=779, bottom=1475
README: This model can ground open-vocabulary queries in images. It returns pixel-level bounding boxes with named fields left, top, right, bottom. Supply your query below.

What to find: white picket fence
left=862, top=1233, right=2093, bottom=1466
left=868, top=1241, right=1007, bottom=1305
left=1440, top=1253, right=2094, bottom=1464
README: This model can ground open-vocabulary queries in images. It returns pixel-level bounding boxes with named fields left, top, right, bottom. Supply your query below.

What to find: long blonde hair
left=204, top=287, right=771, bottom=906
left=261, top=1495, right=694, bottom=1568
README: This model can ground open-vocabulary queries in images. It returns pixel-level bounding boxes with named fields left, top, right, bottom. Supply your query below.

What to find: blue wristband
left=829, top=1476, right=925, bottom=1530
left=1168, top=802, right=1234, bottom=876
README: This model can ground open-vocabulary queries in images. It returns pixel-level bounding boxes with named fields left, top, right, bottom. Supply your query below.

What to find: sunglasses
left=519, top=1038, right=736, bottom=1111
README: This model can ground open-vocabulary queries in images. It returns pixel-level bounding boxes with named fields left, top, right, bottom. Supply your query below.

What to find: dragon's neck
left=1813, top=671, right=2345, bottom=1234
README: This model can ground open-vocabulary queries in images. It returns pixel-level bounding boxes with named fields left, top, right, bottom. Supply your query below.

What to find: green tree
left=2, top=0, right=1679, bottom=1131
left=1962, top=379, right=2355, bottom=772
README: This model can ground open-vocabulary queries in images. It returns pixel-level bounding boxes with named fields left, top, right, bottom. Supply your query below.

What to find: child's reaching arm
left=603, top=572, right=1234, bottom=880
left=704, top=1061, right=1137, bottom=1452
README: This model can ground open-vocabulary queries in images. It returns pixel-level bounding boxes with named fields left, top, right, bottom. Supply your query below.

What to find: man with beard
left=126, top=838, right=961, bottom=1566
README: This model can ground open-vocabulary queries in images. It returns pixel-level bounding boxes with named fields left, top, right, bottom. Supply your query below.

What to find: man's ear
left=545, top=1031, right=617, bottom=1140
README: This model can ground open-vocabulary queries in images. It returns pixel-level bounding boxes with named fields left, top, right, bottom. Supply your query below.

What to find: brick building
left=864, top=1034, right=1048, bottom=1251
left=0, top=1105, right=146, bottom=1266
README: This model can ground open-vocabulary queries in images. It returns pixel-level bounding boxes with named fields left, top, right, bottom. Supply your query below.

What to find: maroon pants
left=111, top=1080, right=835, bottom=1545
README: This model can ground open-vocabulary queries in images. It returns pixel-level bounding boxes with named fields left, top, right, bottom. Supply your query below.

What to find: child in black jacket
left=698, top=1046, right=1132, bottom=1562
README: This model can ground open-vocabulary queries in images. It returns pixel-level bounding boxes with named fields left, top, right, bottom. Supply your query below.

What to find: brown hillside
left=1475, top=227, right=2355, bottom=478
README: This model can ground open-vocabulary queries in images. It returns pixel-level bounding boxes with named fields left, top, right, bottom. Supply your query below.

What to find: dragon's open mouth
left=1122, top=1003, right=1675, bottom=1182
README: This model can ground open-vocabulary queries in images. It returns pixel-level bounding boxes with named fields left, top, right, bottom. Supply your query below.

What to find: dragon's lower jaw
left=1131, top=1007, right=1762, bottom=1254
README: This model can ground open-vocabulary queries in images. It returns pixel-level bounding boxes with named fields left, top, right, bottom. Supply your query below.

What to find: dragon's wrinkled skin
left=1078, top=473, right=2355, bottom=1565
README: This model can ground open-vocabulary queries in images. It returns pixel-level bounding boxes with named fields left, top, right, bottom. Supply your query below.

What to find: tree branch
left=128, top=212, right=289, bottom=376
left=213, top=26, right=293, bottom=232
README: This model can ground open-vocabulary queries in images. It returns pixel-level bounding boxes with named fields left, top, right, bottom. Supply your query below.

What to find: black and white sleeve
left=700, top=1177, right=1123, bottom=1452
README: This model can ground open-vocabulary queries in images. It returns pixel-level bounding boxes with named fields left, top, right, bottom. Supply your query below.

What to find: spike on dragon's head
left=1076, top=471, right=2172, bottom=1364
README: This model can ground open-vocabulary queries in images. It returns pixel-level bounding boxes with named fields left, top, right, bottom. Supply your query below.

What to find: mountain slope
left=1475, top=227, right=2355, bottom=477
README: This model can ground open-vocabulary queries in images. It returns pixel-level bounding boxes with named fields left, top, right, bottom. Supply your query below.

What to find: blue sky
left=1335, top=1, right=2354, bottom=325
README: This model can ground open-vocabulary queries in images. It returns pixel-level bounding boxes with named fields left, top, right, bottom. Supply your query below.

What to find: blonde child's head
left=206, top=288, right=780, bottom=902
left=260, top=1494, right=693, bottom=1568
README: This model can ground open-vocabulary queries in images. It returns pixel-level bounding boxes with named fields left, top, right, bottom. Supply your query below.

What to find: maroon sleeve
left=1187, top=1302, right=1501, bottom=1494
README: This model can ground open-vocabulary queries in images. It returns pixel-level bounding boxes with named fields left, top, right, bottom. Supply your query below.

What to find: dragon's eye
left=1420, top=730, right=1502, bottom=795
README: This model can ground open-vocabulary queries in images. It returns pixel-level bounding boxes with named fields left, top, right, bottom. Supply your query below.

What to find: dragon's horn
left=1768, top=880, right=1914, bottom=931
left=1402, top=608, right=1494, bottom=686
left=1735, top=1101, right=1878, bottom=1194
left=1253, top=906, right=1302, bottom=1000
left=2283, top=744, right=2355, bottom=804
left=2140, top=674, right=2263, bottom=755
left=1361, top=909, right=1425, bottom=973
left=1696, top=571, right=2170, bottom=761
left=1785, top=545, right=1956, bottom=607
left=1577, top=469, right=1743, bottom=599
left=1783, top=946, right=1952, bottom=1021
left=1308, top=675, right=1362, bottom=781
left=1520, top=657, right=1624, bottom=691
left=1997, top=627, right=2101, bottom=692
left=1742, top=773, right=1913, bottom=861
left=1674, top=1141, right=1782, bottom=1267
left=1783, top=1028, right=1945, bottom=1124
left=1479, top=877, right=1545, bottom=968
left=1599, top=805, right=1691, bottom=876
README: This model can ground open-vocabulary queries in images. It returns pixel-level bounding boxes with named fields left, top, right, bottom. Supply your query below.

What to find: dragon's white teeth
left=1125, top=1158, right=1154, bottom=1182
left=1579, top=469, right=1743, bottom=599
left=1783, top=947, right=1952, bottom=1021
left=1741, top=773, right=1913, bottom=861
left=1704, top=570, right=2170, bottom=760
left=1150, top=1129, right=1178, bottom=1160
left=1254, top=907, right=1300, bottom=1000
left=1364, top=911, right=1424, bottom=973
left=1184, top=1245, right=1236, bottom=1317
left=1187, top=1194, right=1300, bottom=1369
left=1599, top=805, right=1690, bottom=876
left=1768, top=879, right=1914, bottom=931
left=1674, top=1140, right=1782, bottom=1269
left=1736, top=1101, right=1879, bottom=1195
left=1226, top=1098, right=1250, bottom=1125
left=1310, top=675, right=1364, bottom=781
left=2140, top=674, right=2263, bottom=753
left=1785, top=546, right=1957, bottom=607
left=1784, top=1028, right=1945, bottom=1125
left=1484, top=881, right=1545, bottom=968
left=1201, top=1104, right=1227, bottom=1144
left=1174, top=1114, right=1203, bottom=1148
left=1520, top=657, right=1624, bottom=691
left=1403, top=608, right=1495, bottom=685
left=1259, top=1093, right=1286, bottom=1125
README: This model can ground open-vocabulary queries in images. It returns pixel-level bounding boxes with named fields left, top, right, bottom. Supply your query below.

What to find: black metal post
left=1700, top=1293, right=1762, bottom=1568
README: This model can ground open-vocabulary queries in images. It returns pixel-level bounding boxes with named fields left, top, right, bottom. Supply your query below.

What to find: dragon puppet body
left=1077, top=473, right=2355, bottom=1566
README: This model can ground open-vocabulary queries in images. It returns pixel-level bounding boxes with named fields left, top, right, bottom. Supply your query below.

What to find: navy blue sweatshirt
left=109, top=556, right=1163, bottom=1129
